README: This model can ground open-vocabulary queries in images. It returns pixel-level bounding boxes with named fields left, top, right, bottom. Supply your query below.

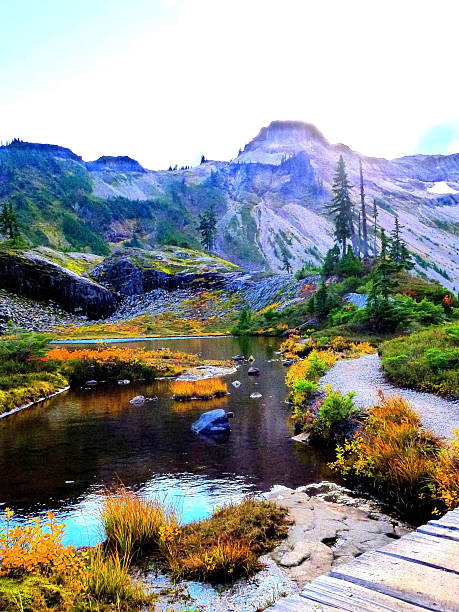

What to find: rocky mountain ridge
left=1, top=122, right=458, bottom=289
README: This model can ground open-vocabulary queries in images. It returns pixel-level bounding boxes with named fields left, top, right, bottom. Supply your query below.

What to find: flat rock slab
left=266, top=485, right=410, bottom=589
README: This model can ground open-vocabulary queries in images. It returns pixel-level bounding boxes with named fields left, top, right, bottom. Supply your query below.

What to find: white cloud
left=1, top=0, right=459, bottom=168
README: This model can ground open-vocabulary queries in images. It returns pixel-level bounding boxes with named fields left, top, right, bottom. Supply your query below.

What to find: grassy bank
left=330, top=394, right=459, bottom=522
left=101, top=488, right=288, bottom=583
left=0, top=333, right=69, bottom=416
left=380, top=323, right=459, bottom=397
left=0, top=333, right=229, bottom=415
left=0, top=508, right=154, bottom=611
left=0, top=493, right=288, bottom=610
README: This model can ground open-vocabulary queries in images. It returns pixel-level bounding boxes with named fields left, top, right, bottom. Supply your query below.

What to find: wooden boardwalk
left=269, top=508, right=459, bottom=611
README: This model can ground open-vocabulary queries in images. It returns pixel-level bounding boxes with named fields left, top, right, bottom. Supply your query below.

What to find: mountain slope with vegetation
left=1, top=122, right=458, bottom=289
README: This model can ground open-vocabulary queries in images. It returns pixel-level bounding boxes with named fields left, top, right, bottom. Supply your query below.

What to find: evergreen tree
left=198, top=204, right=217, bottom=251
left=357, top=211, right=362, bottom=258
left=327, top=156, right=354, bottom=257
left=280, top=246, right=292, bottom=274
left=371, top=229, right=398, bottom=301
left=359, top=158, right=369, bottom=258
left=372, top=199, right=378, bottom=256
left=0, top=202, right=20, bottom=240
left=200, top=155, right=206, bottom=164
left=321, top=244, right=340, bottom=278
left=390, top=215, right=402, bottom=263
left=390, top=216, right=413, bottom=271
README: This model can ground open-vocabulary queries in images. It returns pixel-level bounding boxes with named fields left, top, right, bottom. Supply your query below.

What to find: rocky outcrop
left=86, top=155, right=145, bottom=173
left=1, top=140, right=82, bottom=162
left=91, top=253, right=229, bottom=296
left=0, top=251, right=117, bottom=319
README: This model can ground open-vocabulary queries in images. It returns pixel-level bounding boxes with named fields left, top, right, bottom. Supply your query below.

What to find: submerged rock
left=191, top=409, right=231, bottom=436
left=232, top=380, right=241, bottom=388
left=250, top=392, right=262, bottom=399
left=232, top=355, right=245, bottom=361
left=118, top=379, right=130, bottom=385
left=86, top=380, right=98, bottom=386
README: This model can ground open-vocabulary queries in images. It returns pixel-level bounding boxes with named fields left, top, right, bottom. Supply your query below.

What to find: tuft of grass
left=101, top=489, right=288, bottom=584
left=101, top=486, right=180, bottom=559
left=167, top=498, right=289, bottom=583
left=171, top=377, right=228, bottom=401
left=83, top=547, right=152, bottom=608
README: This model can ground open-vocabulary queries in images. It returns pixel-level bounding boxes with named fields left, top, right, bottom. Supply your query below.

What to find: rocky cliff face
left=0, top=251, right=117, bottom=318
left=88, top=121, right=459, bottom=288
left=1, top=124, right=458, bottom=289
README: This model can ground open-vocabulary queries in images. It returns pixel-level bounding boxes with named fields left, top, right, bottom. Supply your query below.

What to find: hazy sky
left=1, top=0, right=458, bottom=169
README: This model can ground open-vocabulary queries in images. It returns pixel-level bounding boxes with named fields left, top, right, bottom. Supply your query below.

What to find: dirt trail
left=319, top=353, right=459, bottom=439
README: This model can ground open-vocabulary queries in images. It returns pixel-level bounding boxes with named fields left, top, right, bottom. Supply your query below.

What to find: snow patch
left=427, top=181, right=459, bottom=195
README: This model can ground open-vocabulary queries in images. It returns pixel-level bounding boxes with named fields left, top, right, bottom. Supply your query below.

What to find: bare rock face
left=86, top=155, right=145, bottom=173
left=0, top=251, right=117, bottom=319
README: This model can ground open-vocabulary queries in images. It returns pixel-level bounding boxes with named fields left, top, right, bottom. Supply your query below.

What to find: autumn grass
left=0, top=508, right=154, bottom=611
left=101, top=486, right=180, bottom=559
left=331, top=393, right=459, bottom=522
left=171, top=378, right=228, bottom=401
left=100, top=488, right=288, bottom=584
left=46, top=345, right=229, bottom=385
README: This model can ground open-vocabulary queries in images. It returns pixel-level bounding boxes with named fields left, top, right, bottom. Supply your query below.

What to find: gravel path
left=319, top=353, right=459, bottom=439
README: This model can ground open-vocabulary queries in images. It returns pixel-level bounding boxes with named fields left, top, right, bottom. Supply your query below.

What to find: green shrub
left=381, top=323, right=459, bottom=396
left=317, top=386, right=357, bottom=429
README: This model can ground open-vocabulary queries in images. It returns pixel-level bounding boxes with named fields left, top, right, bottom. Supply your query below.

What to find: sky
left=1, top=0, right=458, bottom=169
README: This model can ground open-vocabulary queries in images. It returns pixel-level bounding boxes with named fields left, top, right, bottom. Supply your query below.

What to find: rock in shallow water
left=191, top=409, right=230, bottom=436
left=129, top=395, right=145, bottom=405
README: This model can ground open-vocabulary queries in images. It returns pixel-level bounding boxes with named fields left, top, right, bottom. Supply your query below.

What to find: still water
left=0, top=336, right=336, bottom=546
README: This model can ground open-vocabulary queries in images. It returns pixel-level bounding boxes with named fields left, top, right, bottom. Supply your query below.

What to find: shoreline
left=0, top=385, right=70, bottom=420
left=50, top=334, right=230, bottom=344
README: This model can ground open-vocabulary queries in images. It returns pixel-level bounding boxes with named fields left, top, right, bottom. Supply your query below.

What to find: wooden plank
left=328, top=549, right=458, bottom=611
left=268, top=508, right=459, bottom=611
left=417, top=524, right=459, bottom=542
left=267, top=594, right=329, bottom=611
left=376, top=531, right=459, bottom=573
left=301, top=574, right=428, bottom=612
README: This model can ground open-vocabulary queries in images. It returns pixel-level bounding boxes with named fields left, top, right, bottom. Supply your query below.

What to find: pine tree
left=198, top=204, right=217, bottom=251
left=371, top=229, right=398, bottom=300
left=280, top=246, right=292, bottom=274
left=200, top=155, right=206, bottom=164
left=321, top=244, right=340, bottom=278
left=390, top=215, right=402, bottom=263
left=327, top=156, right=354, bottom=257
left=357, top=211, right=362, bottom=258
left=0, top=202, right=20, bottom=240
left=359, top=158, right=369, bottom=258
left=372, top=199, right=378, bottom=256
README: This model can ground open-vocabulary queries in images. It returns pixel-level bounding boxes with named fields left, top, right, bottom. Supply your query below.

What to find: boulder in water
left=248, top=367, right=260, bottom=376
left=232, top=355, right=245, bottom=361
left=250, top=392, right=262, bottom=399
left=232, top=380, right=241, bottom=388
left=191, top=409, right=230, bottom=436
left=118, top=379, right=130, bottom=385
left=130, top=395, right=145, bottom=405
left=86, top=380, right=98, bottom=386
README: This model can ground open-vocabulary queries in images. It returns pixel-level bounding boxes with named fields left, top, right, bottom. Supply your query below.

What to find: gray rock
left=191, top=409, right=230, bottom=436
left=248, top=367, right=260, bottom=376
left=129, top=395, right=145, bottom=405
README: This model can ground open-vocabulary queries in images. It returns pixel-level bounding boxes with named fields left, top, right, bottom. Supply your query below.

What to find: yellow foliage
left=171, top=378, right=228, bottom=400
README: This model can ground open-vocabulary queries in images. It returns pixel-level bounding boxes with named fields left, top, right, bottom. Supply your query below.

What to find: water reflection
left=0, top=336, right=337, bottom=546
